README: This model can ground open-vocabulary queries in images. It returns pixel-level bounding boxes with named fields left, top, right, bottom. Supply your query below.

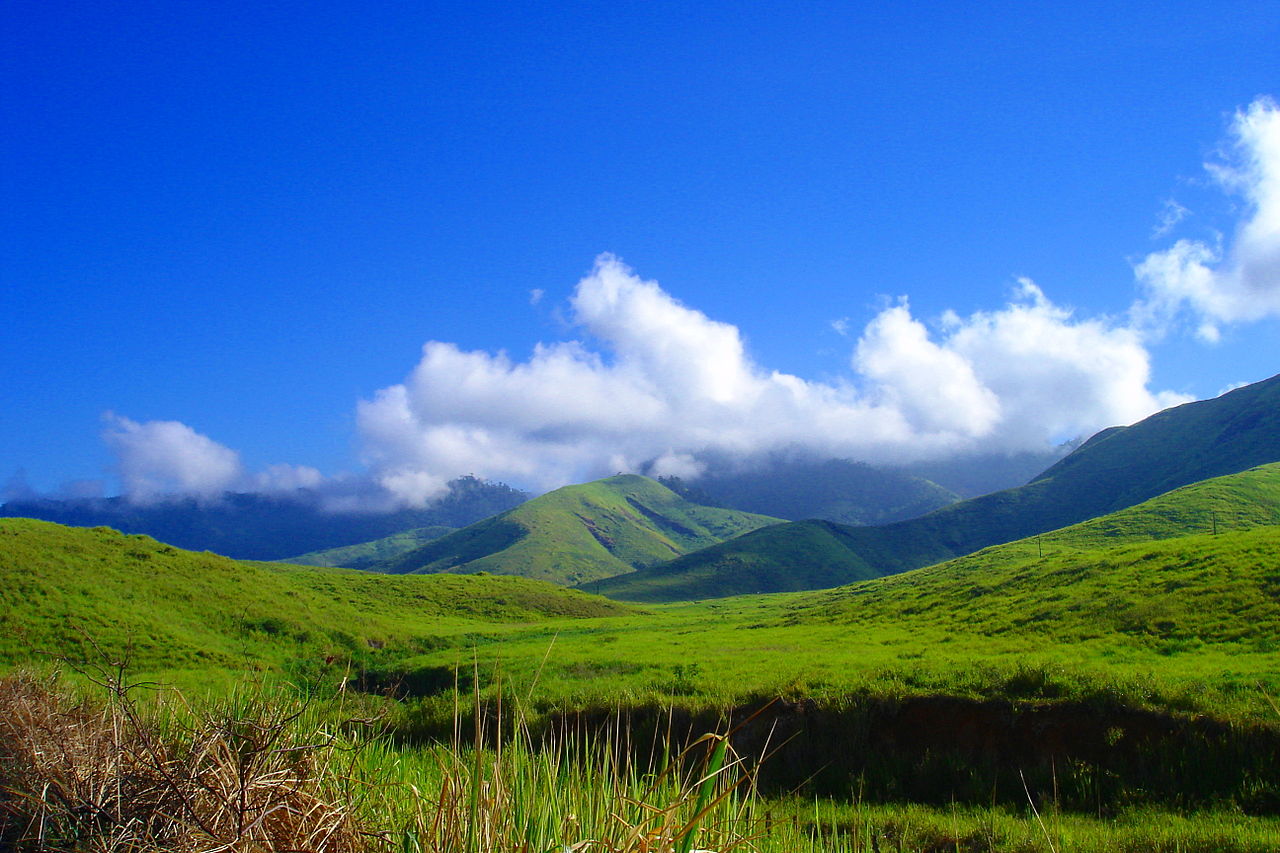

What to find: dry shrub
left=0, top=671, right=365, bottom=852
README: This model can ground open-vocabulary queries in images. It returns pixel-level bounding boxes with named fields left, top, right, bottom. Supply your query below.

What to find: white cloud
left=940, top=280, right=1188, bottom=446
left=102, top=97, right=1280, bottom=506
left=250, top=463, right=324, bottom=492
left=854, top=302, right=1001, bottom=436
left=1152, top=198, right=1190, bottom=239
left=356, top=256, right=1182, bottom=504
left=102, top=414, right=322, bottom=503
left=1134, top=97, right=1280, bottom=339
left=103, top=414, right=243, bottom=501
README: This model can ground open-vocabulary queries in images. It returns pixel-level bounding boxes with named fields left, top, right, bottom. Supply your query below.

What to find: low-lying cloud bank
left=101, top=414, right=323, bottom=502
left=64, top=97, right=1280, bottom=508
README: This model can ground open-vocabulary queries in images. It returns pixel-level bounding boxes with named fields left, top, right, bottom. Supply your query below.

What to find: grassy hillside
left=385, top=525, right=1280, bottom=728
left=0, top=517, right=630, bottom=682
left=373, top=474, right=784, bottom=585
left=790, top=514, right=1280, bottom=651
left=283, top=524, right=455, bottom=569
left=7, top=514, right=1280, bottom=821
left=596, top=375, right=1280, bottom=600
left=595, top=462, right=1280, bottom=601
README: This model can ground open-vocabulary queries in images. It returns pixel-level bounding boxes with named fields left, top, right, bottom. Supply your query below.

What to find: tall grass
left=4, top=669, right=1280, bottom=852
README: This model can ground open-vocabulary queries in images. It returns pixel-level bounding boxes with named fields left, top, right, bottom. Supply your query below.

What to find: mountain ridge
left=0, top=476, right=527, bottom=560
left=372, top=474, right=785, bottom=585
left=592, top=374, right=1280, bottom=601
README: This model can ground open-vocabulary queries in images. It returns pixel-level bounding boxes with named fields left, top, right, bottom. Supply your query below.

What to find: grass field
left=5, top=473, right=1280, bottom=849
left=4, top=669, right=1280, bottom=852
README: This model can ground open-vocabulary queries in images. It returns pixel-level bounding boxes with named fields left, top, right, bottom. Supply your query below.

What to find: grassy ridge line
left=282, top=524, right=456, bottom=569
left=595, top=462, right=1280, bottom=601
left=596, top=376, right=1280, bottom=601
left=7, top=478, right=1280, bottom=717
left=377, top=469, right=1280, bottom=714
left=374, top=474, right=784, bottom=586
left=0, top=518, right=631, bottom=678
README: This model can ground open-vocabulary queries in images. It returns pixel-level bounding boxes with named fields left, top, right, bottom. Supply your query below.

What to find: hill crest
left=372, top=474, right=784, bottom=585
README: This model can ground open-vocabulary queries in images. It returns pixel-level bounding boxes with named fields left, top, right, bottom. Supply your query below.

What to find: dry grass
left=0, top=670, right=364, bottom=852
left=0, top=670, right=751, bottom=853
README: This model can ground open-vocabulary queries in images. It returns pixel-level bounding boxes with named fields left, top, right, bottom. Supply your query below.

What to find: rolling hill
left=788, top=514, right=1280, bottom=651
left=0, top=517, right=630, bottom=680
left=370, top=474, right=784, bottom=585
left=593, top=374, right=1280, bottom=601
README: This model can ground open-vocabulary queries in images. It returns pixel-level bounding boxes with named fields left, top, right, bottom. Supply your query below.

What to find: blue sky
left=3, top=1, right=1279, bottom=502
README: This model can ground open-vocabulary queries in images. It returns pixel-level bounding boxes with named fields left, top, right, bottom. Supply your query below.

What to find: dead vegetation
left=0, top=670, right=365, bottom=852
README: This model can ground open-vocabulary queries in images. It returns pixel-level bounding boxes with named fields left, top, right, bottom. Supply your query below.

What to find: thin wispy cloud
left=1152, top=198, right=1190, bottom=239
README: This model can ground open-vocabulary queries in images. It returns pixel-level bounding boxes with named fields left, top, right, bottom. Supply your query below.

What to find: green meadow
left=4, top=462, right=1280, bottom=849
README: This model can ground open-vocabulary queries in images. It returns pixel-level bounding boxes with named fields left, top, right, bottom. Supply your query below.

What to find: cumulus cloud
left=357, top=256, right=1182, bottom=504
left=98, top=99, right=1280, bottom=506
left=1134, top=97, right=1280, bottom=340
left=103, top=414, right=243, bottom=501
left=102, top=414, right=321, bottom=503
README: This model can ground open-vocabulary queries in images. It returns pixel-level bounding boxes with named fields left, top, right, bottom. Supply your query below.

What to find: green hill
left=371, top=474, right=784, bottom=585
left=380, top=505, right=1280, bottom=723
left=283, top=525, right=456, bottom=569
left=0, top=517, right=630, bottom=680
left=789, top=519, right=1280, bottom=652
left=591, top=373, right=1280, bottom=602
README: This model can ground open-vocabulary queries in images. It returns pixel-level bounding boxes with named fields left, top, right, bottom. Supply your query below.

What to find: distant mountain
left=0, top=476, right=527, bottom=560
left=593, top=374, right=1280, bottom=601
left=593, top=462, right=1280, bottom=601
left=892, top=447, right=1072, bottom=498
left=660, top=457, right=960, bottom=525
left=372, top=474, right=784, bottom=586
left=283, top=525, right=457, bottom=569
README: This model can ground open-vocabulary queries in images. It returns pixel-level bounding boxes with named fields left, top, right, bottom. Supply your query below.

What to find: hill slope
left=592, top=373, right=1280, bottom=601
left=788, top=520, right=1280, bottom=651
left=0, top=518, right=630, bottom=678
left=283, top=525, right=456, bottom=569
left=373, top=474, right=784, bottom=585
